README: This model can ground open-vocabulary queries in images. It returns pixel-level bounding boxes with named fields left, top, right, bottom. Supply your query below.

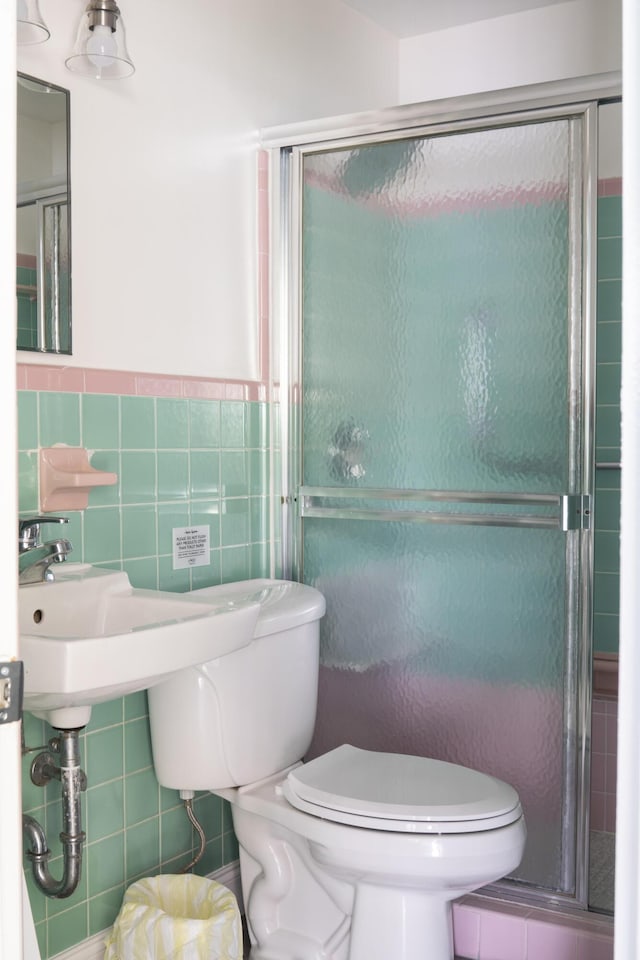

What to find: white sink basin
left=19, top=563, right=260, bottom=729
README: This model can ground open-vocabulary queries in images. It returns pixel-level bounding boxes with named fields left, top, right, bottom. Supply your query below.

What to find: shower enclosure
left=270, top=77, right=621, bottom=910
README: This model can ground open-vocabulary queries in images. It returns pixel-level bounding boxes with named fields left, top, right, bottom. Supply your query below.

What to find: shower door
left=285, top=103, right=596, bottom=902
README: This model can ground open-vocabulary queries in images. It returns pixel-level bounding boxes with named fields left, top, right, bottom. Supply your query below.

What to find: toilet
left=148, top=579, right=526, bottom=960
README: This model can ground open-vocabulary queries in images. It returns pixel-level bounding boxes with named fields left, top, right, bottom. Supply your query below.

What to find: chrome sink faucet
left=18, top=516, right=73, bottom=585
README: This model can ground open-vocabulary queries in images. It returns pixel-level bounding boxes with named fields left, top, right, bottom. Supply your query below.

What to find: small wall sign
left=172, top=525, right=210, bottom=569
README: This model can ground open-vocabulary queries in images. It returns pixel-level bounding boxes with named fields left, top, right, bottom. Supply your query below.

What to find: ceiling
left=340, top=0, right=570, bottom=38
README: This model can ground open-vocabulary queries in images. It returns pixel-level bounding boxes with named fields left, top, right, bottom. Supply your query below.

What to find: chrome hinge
left=561, top=495, right=592, bottom=531
left=0, top=662, right=24, bottom=724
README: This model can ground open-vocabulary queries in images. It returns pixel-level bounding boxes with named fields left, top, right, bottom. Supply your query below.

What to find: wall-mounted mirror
left=17, top=73, right=71, bottom=354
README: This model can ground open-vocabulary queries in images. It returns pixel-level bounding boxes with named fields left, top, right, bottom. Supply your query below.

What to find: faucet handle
left=18, top=516, right=68, bottom=551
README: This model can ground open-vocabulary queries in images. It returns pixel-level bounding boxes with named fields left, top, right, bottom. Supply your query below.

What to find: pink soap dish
left=40, top=446, right=118, bottom=512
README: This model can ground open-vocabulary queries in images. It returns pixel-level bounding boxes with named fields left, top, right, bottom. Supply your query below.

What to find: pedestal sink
left=19, top=563, right=260, bottom=729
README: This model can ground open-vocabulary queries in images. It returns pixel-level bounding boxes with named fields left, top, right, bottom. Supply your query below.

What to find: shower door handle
left=299, top=487, right=591, bottom=532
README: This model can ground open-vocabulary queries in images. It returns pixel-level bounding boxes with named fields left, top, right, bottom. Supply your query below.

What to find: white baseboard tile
left=51, top=862, right=242, bottom=960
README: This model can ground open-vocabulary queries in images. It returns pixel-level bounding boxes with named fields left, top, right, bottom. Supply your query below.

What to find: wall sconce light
left=16, top=0, right=51, bottom=44
left=65, top=0, right=134, bottom=79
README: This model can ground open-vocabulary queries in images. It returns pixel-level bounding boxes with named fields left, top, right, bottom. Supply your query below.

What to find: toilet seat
left=283, top=745, right=522, bottom=834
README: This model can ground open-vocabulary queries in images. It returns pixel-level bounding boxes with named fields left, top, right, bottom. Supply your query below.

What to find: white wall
left=399, top=0, right=621, bottom=104
left=17, top=0, right=398, bottom=380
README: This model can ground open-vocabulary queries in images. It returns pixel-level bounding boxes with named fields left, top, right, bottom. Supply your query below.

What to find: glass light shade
left=65, top=3, right=135, bottom=79
left=16, top=0, right=50, bottom=44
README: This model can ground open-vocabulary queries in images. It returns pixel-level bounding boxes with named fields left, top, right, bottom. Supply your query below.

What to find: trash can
left=103, top=875, right=242, bottom=960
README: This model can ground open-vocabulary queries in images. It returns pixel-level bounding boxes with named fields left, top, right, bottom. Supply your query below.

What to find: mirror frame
left=17, top=72, right=72, bottom=355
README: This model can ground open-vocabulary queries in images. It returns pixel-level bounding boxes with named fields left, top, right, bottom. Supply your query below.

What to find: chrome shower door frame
left=265, top=74, right=621, bottom=911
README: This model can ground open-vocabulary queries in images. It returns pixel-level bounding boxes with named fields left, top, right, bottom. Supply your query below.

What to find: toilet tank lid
left=190, top=579, right=326, bottom=638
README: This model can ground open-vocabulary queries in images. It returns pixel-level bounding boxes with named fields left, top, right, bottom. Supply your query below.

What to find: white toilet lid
left=284, top=745, right=522, bottom=834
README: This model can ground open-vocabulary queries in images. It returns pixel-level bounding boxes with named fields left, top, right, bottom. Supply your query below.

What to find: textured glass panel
left=302, top=121, right=571, bottom=494
left=298, top=117, right=583, bottom=898
left=303, top=518, right=568, bottom=891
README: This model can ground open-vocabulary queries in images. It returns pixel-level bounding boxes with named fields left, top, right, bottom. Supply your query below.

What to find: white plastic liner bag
left=104, top=875, right=242, bottom=960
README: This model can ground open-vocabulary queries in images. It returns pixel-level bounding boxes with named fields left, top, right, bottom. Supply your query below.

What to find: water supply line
left=178, top=790, right=207, bottom=873
left=22, top=728, right=87, bottom=899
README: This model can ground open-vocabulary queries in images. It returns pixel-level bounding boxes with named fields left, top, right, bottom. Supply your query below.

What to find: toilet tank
left=148, top=579, right=326, bottom=792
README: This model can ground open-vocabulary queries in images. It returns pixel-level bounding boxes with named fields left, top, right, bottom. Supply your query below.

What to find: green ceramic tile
left=87, top=780, right=125, bottom=841
left=596, top=321, right=622, bottom=367
left=221, top=799, right=233, bottom=834
left=85, top=450, right=121, bottom=506
left=18, top=452, right=38, bottom=513
left=220, top=545, right=251, bottom=583
left=250, top=540, right=270, bottom=577
left=38, top=392, right=81, bottom=447
left=250, top=495, right=269, bottom=541
left=126, top=818, right=160, bottom=880
left=595, top=405, right=621, bottom=450
left=189, top=399, right=221, bottom=448
left=598, top=195, right=622, bottom=239
left=121, top=451, right=157, bottom=504
left=595, top=362, right=621, bottom=407
left=160, top=805, right=195, bottom=863
left=45, top=858, right=88, bottom=916
left=125, top=767, right=159, bottom=825
left=122, top=504, right=157, bottom=559
left=83, top=507, right=122, bottom=564
left=24, top=869, right=47, bottom=925
left=223, top=830, right=239, bottom=864
left=593, top=612, right=620, bottom=654
left=190, top=450, right=221, bottom=498
left=87, top=833, right=126, bottom=898
left=160, top=785, right=182, bottom=814
left=121, top=397, right=156, bottom=449
left=193, top=837, right=223, bottom=877
left=220, top=401, right=247, bottom=448
left=594, top=530, right=621, bottom=573
left=594, top=465, right=621, bottom=491
left=193, top=792, right=224, bottom=836
left=85, top=725, right=124, bottom=786
left=220, top=451, right=249, bottom=497
left=249, top=449, right=268, bottom=495
left=22, top=757, right=46, bottom=813
left=123, top=557, right=159, bottom=589
left=593, top=571, right=620, bottom=616
left=597, top=237, right=622, bottom=281
left=247, top=402, right=268, bottom=448
left=82, top=394, right=120, bottom=449
left=157, top=398, right=189, bottom=449
left=157, top=556, right=191, bottom=592
left=188, top=502, right=221, bottom=547
left=594, top=488, right=621, bottom=530
left=157, top=502, right=190, bottom=555
left=34, top=920, right=47, bottom=960
left=87, top=699, right=124, bottom=732
left=88, top=884, right=126, bottom=937
left=124, top=718, right=153, bottom=775
left=190, top=549, right=221, bottom=588
left=46, top=902, right=88, bottom=957
left=17, top=391, right=38, bottom=449
left=596, top=280, right=622, bottom=325
left=221, top=498, right=251, bottom=546
left=157, top=451, right=189, bottom=501
left=124, top=690, right=149, bottom=721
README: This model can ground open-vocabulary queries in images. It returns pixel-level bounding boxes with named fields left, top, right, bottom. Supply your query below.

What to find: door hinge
left=0, top=661, right=24, bottom=724
left=561, top=494, right=592, bottom=531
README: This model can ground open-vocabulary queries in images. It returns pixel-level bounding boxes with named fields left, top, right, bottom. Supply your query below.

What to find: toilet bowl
left=148, top=579, right=526, bottom=960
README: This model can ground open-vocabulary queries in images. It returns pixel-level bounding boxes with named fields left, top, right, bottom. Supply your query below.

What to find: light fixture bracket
left=86, top=0, right=120, bottom=34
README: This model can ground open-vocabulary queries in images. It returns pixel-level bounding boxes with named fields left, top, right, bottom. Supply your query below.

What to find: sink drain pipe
left=23, top=729, right=87, bottom=899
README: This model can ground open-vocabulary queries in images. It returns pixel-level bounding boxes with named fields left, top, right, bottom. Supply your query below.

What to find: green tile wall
left=594, top=193, right=622, bottom=654
left=18, top=391, right=271, bottom=958
left=16, top=265, right=38, bottom=351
